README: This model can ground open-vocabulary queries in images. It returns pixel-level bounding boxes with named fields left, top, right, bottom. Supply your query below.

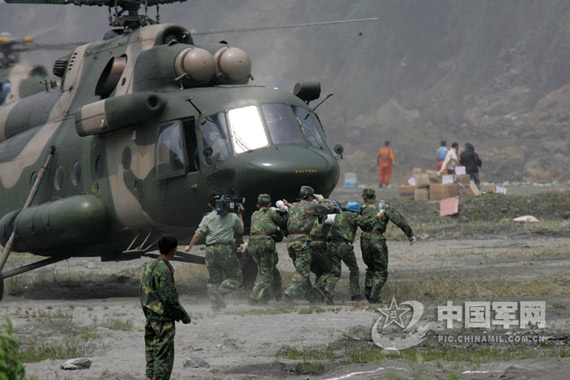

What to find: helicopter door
left=156, top=121, right=186, bottom=179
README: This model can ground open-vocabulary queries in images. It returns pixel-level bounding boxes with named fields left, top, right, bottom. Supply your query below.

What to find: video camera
left=214, top=194, right=245, bottom=215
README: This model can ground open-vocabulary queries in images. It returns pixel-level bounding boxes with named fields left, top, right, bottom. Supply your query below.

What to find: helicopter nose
left=238, top=145, right=340, bottom=201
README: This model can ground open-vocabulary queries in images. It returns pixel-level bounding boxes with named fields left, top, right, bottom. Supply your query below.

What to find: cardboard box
left=430, top=183, right=459, bottom=201
left=414, top=188, right=429, bottom=201
left=398, top=185, right=416, bottom=199
left=469, top=181, right=482, bottom=196
left=426, top=170, right=440, bottom=184
left=456, top=174, right=471, bottom=187
left=440, top=196, right=459, bottom=216
left=413, top=168, right=427, bottom=175
left=413, top=173, right=430, bottom=188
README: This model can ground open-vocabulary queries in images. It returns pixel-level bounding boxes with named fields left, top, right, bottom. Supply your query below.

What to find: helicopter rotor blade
left=193, top=17, right=379, bottom=36
left=3, top=0, right=186, bottom=5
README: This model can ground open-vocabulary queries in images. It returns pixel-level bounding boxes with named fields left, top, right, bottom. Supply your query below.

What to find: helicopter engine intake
left=75, top=92, right=167, bottom=136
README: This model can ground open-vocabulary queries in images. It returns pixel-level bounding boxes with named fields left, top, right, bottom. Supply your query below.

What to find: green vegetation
left=104, top=318, right=134, bottom=331
left=383, top=272, right=570, bottom=303
left=19, top=339, right=87, bottom=363
left=0, top=317, right=26, bottom=380
left=389, top=192, right=570, bottom=226
left=277, top=340, right=570, bottom=367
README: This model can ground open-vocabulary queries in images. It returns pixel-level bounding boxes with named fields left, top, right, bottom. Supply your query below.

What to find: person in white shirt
left=437, top=142, right=459, bottom=175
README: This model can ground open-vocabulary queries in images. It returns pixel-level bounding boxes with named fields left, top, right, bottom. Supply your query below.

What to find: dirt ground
left=2, top=186, right=570, bottom=380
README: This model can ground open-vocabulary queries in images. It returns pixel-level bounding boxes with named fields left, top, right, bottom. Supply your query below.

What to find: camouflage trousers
left=144, top=318, right=175, bottom=380
left=205, top=243, right=243, bottom=304
left=310, top=242, right=334, bottom=297
left=327, top=240, right=361, bottom=298
left=284, top=238, right=319, bottom=302
left=285, top=242, right=334, bottom=299
left=248, top=237, right=281, bottom=302
left=361, top=233, right=388, bottom=302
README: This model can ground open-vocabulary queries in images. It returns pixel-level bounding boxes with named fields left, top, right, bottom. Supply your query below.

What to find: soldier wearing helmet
left=282, top=185, right=334, bottom=304
left=359, top=188, right=415, bottom=304
left=248, top=193, right=288, bottom=304
left=326, top=201, right=364, bottom=302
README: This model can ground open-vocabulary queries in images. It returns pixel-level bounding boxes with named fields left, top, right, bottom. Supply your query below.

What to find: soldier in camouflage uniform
left=248, top=193, right=288, bottom=304
left=327, top=201, right=363, bottom=301
left=140, top=235, right=191, bottom=380
left=359, top=188, right=416, bottom=303
left=309, top=214, right=335, bottom=304
left=283, top=186, right=334, bottom=303
left=184, top=194, right=244, bottom=311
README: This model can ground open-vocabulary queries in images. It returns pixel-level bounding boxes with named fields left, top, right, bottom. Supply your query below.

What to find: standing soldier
left=359, top=189, right=416, bottom=303
left=248, top=193, right=287, bottom=304
left=283, top=186, right=334, bottom=304
left=140, top=235, right=191, bottom=380
left=184, top=193, right=244, bottom=311
left=326, top=202, right=363, bottom=301
left=376, top=140, right=395, bottom=188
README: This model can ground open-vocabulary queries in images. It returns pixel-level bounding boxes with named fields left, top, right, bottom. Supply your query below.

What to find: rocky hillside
left=2, top=0, right=570, bottom=184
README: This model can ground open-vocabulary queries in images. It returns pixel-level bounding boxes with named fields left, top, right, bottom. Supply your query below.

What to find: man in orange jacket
left=376, top=141, right=395, bottom=188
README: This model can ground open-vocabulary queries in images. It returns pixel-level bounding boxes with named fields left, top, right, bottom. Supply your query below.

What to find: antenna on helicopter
left=4, top=0, right=187, bottom=30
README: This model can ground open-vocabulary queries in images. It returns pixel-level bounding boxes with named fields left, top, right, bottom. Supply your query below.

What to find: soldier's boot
left=368, top=297, right=383, bottom=305
left=313, top=286, right=326, bottom=302
left=365, top=287, right=372, bottom=301
left=351, top=295, right=364, bottom=301
left=323, top=291, right=334, bottom=306
left=274, top=292, right=282, bottom=302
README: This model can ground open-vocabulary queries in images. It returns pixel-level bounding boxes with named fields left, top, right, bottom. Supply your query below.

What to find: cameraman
left=184, top=193, right=244, bottom=311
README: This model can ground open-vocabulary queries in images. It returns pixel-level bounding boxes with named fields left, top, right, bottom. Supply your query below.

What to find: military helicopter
left=0, top=32, right=60, bottom=105
left=0, top=0, right=371, bottom=298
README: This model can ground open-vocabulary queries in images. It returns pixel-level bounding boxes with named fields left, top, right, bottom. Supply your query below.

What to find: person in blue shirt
left=436, top=140, right=448, bottom=171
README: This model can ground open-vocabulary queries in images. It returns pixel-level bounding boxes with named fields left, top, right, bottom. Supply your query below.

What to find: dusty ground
left=2, top=186, right=570, bottom=379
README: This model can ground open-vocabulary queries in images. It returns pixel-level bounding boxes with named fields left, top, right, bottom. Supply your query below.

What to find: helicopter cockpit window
left=156, top=121, right=186, bottom=178
left=0, top=81, right=11, bottom=105
left=261, top=103, right=304, bottom=145
left=293, top=106, right=328, bottom=150
left=200, top=112, right=231, bottom=165
left=227, top=106, right=269, bottom=154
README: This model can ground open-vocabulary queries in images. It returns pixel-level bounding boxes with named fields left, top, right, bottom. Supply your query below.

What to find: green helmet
left=257, top=193, right=271, bottom=204
left=361, top=188, right=375, bottom=198
left=299, top=185, right=315, bottom=197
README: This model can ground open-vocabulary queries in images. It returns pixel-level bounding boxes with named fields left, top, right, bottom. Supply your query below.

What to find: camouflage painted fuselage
left=0, top=24, right=340, bottom=260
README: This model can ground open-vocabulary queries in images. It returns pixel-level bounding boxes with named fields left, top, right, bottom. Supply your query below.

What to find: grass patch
left=103, top=318, right=134, bottom=331
left=278, top=341, right=570, bottom=367
left=382, top=272, right=570, bottom=302
left=19, top=339, right=87, bottom=363
left=278, top=345, right=335, bottom=361
left=298, top=306, right=328, bottom=314
left=430, top=244, right=570, bottom=260
left=77, top=326, right=100, bottom=341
